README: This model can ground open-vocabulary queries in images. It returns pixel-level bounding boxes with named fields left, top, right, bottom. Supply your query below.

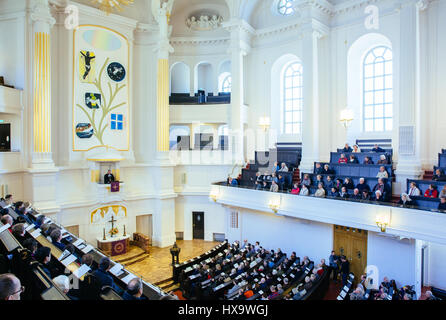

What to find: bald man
left=0, top=274, right=23, bottom=300
left=122, top=278, right=147, bottom=300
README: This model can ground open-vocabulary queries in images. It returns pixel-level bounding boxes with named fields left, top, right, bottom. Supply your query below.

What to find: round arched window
left=278, top=0, right=295, bottom=16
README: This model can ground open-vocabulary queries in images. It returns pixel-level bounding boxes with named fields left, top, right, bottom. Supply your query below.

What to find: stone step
left=154, top=277, right=174, bottom=286
left=114, top=251, right=146, bottom=264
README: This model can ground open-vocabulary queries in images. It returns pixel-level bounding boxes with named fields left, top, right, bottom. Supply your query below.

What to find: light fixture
left=268, top=198, right=281, bottom=213
left=90, top=0, right=134, bottom=14
left=340, top=108, right=354, bottom=129
left=259, top=117, right=271, bottom=131
left=376, top=214, right=390, bottom=233
left=209, top=189, right=219, bottom=202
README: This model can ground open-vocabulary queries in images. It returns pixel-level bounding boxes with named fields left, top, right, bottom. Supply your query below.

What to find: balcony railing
left=211, top=182, right=446, bottom=245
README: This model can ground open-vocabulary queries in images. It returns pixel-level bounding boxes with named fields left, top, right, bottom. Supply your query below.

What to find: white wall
left=232, top=209, right=333, bottom=265
left=367, top=232, right=417, bottom=288
left=0, top=13, right=25, bottom=89
left=171, top=62, right=190, bottom=94
left=426, top=242, right=446, bottom=290
left=197, top=63, right=214, bottom=94
left=175, top=195, right=226, bottom=241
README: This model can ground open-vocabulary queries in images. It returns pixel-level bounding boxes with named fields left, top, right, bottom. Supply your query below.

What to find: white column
left=299, top=27, right=324, bottom=173
left=30, top=0, right=55, bottom=169
left=213, top=62, right=220, bottom=96
left=189, top=63, right=195, bottom=96
left=23, top=0, right=59, bottom=214
left=224, top=20, right=253, bottom=165
left=394, top=0, right=428, bottom=193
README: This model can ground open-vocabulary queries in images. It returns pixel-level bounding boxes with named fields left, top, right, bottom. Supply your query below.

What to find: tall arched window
left=363, top=46, right=393, bottom=132
left=283, top=61, right=303, bottom=134
left=222, top=75, right=231, bottom=93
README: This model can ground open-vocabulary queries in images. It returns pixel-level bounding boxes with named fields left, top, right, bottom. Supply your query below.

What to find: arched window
left=363, top=46, right=393, bottom=132
left=283, top=61, right=303, bottom=135
left=222, top=75, right=231, bottom=93
left=278, top=0, right=295, bottom=16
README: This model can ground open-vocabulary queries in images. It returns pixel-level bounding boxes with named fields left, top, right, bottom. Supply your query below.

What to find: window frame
left=222, top=75, right=231, bottom=93
left=282, top=61, right=303, bottom=135
left=277, top=0, right=295, bottom=16
left=362, top=46, right=393, bottom=133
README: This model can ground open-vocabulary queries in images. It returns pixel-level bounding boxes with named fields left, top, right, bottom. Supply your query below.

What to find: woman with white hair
left=315, top=183, right=326, bottom=198
left=377, top=154, right=388, bottom=164
left=352, top=144, right=361, bottom=153
left=376, top=166, right=389, bottom=178
left=374, top=190, right=383, bottom=201
left=398, top=193, right=414, bottom=207
left=53, top=275, right=78, bottom=300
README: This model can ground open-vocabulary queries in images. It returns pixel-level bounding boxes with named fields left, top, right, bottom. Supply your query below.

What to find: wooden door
left=0, top=123, right=11, bottom=151
left=193, top=212, right=204, bottom=240
left=333, top=225, right=368, bottom=282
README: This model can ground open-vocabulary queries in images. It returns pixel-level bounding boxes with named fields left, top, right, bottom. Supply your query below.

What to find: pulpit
left=97, top=235, right=130, bottom=256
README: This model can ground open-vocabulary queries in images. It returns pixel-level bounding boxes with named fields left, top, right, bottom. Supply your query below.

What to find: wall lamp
left=376, top=214, right=390, bottom=233
left=259, top=117, right=271, bottom=132
left=340, top=109, right=354, bottom=129
left=209, top=189, right=220, bottom=202
left=268, top=198, right=281, bottom=214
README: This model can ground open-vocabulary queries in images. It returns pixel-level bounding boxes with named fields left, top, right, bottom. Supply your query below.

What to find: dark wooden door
left=193, top=212, right=204, bottom=240
left=0, top=123, right=11, bottom=151
left=333, top=225, right=368, bottom=283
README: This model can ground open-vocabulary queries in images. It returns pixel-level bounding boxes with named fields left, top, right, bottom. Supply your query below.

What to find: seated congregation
left=0, top=195, right=175, bottom=301
left=177, top=239, right=329, bottom=301
left=226, top=142, right=446, bottom=213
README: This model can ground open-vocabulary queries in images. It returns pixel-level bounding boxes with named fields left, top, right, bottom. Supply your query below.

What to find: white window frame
left=362, top=46, right=393, bottom=133
left=282, top=61, right=303, bottom=135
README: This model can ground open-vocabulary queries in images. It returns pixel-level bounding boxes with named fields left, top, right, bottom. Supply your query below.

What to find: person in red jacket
left=338, top=153, right=348, bottom=164
left=424, top=184, right=438, bottom=198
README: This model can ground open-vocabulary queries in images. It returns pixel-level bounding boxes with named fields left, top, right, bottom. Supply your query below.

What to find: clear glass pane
left=293, top=100, right=301, bottom=111
left=365, top=120, right=374, bottom=132
left=374, top=62, right=384, bottom=76
left=385, top=75, right=393, bottom=88
left=364, top=64, right=374, bottom=78
left=293, top=88, right=300, bottom=97
left=384, top=49, right=393, bottom=60
left=375, top=90, right=384, bottom=104
left=293, top=123, right=300, bottom=134
left=285, top=77, right=293, bottom=88
left=286, top=89, right=292, bottom=99
left=375, top=104, right=384, bottom=118
left=365, top=53, right=375, bottom=64
left=365, top=78, right=374, bottom=91
left=285, top=111, right=292, bottom=120
left=375, top=119, right=384, bottom=131
left=364, top=92, right=374, bottom=105
left=384, top=89, right=393, bottom=103
left=385, top=104, right=393, bottom=117
left=364, top=106, right=373, bottom=119
left=385, top=61, right=393, bottom=74
left=374, top=47, right=385, bottom=57
left=286, top=101, right=293, bottom=111
left=375, top=77, right=384, bottom=90
left=285, top=124, right=292, bottom=134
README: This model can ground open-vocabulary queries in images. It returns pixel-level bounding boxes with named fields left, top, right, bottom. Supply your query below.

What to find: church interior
left=0, top=0, right=446, bottom=302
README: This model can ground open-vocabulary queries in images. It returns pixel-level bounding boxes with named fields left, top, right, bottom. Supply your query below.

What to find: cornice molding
left=170, top=36, right=230, bottom=46
left=222, top=18, right=256, bottom=37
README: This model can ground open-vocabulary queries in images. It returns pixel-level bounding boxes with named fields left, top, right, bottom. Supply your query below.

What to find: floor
left=115, top=240, right=220, bottom=285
